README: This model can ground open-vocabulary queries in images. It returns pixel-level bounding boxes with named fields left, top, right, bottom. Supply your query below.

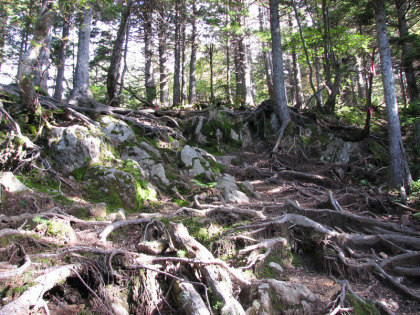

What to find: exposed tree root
left=0, top=264, right=83, bottom=315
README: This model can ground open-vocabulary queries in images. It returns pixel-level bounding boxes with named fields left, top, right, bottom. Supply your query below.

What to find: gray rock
left=269, top=262, right=283, bottom=273
left=216, top=174, right=249, bottom=204
left=48, top=125, right=115, bottom=175
left=84, top=166, right=142, bottom=209
left=90, top=202, right=107, bottom=219
left=122, top=144, right=169, bottom=186
left=230, top=129, right=239, bottom=141
left=0, top=172, right=30, bottom=193
left=320, top=134, right=362, bottom=164
left=180, top=145, right=219, bottom=179
left=215, top=155, right=236, bottom=166
left=240, top=123, right=252, bottom=147
left=101, top=116, right=136, bottom=143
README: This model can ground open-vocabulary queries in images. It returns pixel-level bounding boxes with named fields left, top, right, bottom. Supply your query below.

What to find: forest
left=0, top=0, right=419, bottom=314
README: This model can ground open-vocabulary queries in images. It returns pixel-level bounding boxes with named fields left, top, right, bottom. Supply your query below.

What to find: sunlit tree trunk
left=0, top=1, right=8, bottom=72
left=17, top=2, right=55, bottom=113
left=144, top=2, right=156, bottom=105
left=70, top=7, right=93, bottom=99
left=259, top=6, right=273, bottom=100
left=188, top=2, right=198, bottom=105
left=269, top=0, right=290, bottom=152
left=157, top=6, right=169, bottom=107
left=173, top=0, right=181, bottom=107
left=373, top=0, right=412, bottom=194
left=53, top=19, right=70, bottom=101
left=107, top=0, right=132, bottom=107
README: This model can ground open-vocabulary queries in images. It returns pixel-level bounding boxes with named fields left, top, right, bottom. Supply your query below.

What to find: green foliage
left=336, top=106, right=365, bottom=126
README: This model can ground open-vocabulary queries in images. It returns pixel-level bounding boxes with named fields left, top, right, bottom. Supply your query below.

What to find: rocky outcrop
left=47, top=125, right=115, bottom=175
left=180, top=145, right=220, bottom=180
left=216, top=174, right=249, bottom=204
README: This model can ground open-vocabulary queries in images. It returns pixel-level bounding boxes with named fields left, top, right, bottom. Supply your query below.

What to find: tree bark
left=0, top=1, right=8, bottom=72
left=259, top=6, right=274, bottom=100
left=143, top=2, right=157, bottom=105
left=188, top=2, right=198, bottom=105
left=53, top=18, right=70, bottom=101
left=107, top=0, right=132, bottom=107
left=395, top=0, right=419, bottom=104
left=269, top=0, right=291, bottom=152
left=373, top=0, right=412, bottom=193
left=157, top=3, right=169, bottom=107
left=17, top=2, right=55, bottom=113
left=173, top=0, right=182, bottom=107
left=70, top=7, right=93, bottom=99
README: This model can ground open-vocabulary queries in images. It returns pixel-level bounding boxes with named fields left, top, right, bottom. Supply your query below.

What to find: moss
left=348, top=294, right=381, bottom=315
left=72, top=167, right=87, bottom=181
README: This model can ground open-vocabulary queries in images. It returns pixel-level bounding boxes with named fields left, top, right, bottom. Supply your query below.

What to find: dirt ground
left=1, top=141, right=419, bottom=314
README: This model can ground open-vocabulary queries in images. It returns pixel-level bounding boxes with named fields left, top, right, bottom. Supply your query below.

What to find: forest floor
left=1, top=138, right=420, bottom=314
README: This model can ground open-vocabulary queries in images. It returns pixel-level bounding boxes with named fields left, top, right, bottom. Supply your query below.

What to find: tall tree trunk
left=259, top=6, right=274, bottom=100
left=158, top=6, right=169, bottom=107
left=188, top=2, right=198, bottom=105
left=144, top=2, right=156, bottom=105
left=233, top=36, right=243, bottom=105
left=292, top=1, right=321, bottom=108
left=71, top=7, right=93, bottom=99
left=373, top=0, right=412, bottom=194
left=292, top=49, right=304, bottom=109
left=209, top=44, right=215, bottom=101
left=269, top=0, right=291, bottom=152
left=107, top=0, right=132, bottom=107
left=17, top=0, right=35, bottom=80
left=240, top=36, right=255, bottom=107
left=53, top=18, right=70, bottom=101
left=17, top=2, right=55, bottom=114
left=395, top=0, right=419, bottom=104
left=119, top=16, right=131, bottom=97
left=34, top=30, right=51, bottom=95
left=173, top=0, right=182, bottom=107
left=0, top=1, right=8, bottom=72
left=180, top=12, right=187, bottom=106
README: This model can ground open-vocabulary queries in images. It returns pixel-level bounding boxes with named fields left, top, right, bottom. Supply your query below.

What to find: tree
left=173, top=0, right=182, bottom=107
left=395, top=0, right=419, bottom=104
left=188, top=2, right=198, bottom=105
left=70, top=6, right=93, bottom=101
left=53, top=17, right=71, bottom=101
left=17, top=1, right=55, bottom=114
left=372, top=0, right=412, bottom=194
left=269, top=0, right=291, bottom=152
left=157, top=0, right=169, bottom=107
left=143, top=1, right=157, bottom=105
left=107, top=0, right=133, bottom=107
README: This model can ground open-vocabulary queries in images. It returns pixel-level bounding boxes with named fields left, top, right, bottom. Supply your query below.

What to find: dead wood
left=279, top=170, right=338, bottom=188
left=0, top=254, right=31, bottom=280
left=168, top=222, right=246, bottom=315
left=99, top=218, right=153, bottom=242
left=0, top=264, right=83, bottom=315
left=174, top=281, right=211, bottom=315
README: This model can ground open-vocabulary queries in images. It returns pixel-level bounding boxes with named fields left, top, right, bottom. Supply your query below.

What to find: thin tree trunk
left=180, top=10, right=187, bottom=106
left=259, top=6, right=274, bottom=100
left=292, top=1, right=321, bottom=108
left=173, top=0, right=181, bottom=107
left=0, top=1, right=8, bottom=72
left=188, top=2, right=198, bottom=105
left=118, top=16, right=131, bottom=98
left=71, top=7, right=93, bottom=99
left=158, top=7, right=169, bottom=107
left=107, top=0, right=132, bottom=107
left=17, top=3, right=55, bottom=113
left=233, top=36, right=243, bottom=105
left=373, top=0, right=412, bottom=194
left=53, top=19, right=70, bottom=101
left=17, top=0, right=35, bottom=80
left=395, top=0, right=419, bottom=103
left=144, top=3, right=156, bottom=105
left=209, top=44, right=214, bottom=101
left=269, top=0, right=291, bottom=152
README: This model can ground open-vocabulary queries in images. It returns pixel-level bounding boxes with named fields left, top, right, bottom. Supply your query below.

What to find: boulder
left=90, top=202, right=107, bottom=219
left=122, top=142, right=170, bottom=186
left=216, top=174, right=249, bottom=204
left=180, top=145, right=219, bottom=179
left=101, top=116, right=136, bottom=144
left=47, top=125, right=115, bottom=175
left=84, top=165, right=144, bottom=209
left=320, top=134, right=363, bottom=164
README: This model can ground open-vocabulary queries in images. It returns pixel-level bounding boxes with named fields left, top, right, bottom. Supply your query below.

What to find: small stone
left=269, top=262, right=283, bottom=273
left=136, top=240, right=169, bottom=255
left=90, top=202, right=107, bottom=219
left=378, top=252, right=388, bottom=259
left=0, top=172, right=30, bottom=193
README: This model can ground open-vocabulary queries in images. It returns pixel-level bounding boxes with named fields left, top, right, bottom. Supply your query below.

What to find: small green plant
left=190, top=179, right=216, bottom=188
left=177, top=250, right=187, bottom=258
left=33, top=216, right=71, bottom=238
